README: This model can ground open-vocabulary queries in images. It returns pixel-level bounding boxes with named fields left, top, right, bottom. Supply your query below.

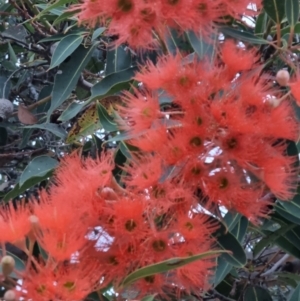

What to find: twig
left=261, top=253, right=290, bottom=277
left=10, top=95, right=51, bottom=117
left=208, top=290, right=236, bottom=301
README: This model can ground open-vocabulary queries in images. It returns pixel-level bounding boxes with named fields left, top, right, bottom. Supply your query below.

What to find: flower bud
left=276, top=69, right=290, bottom=86
left=4, top=290, right=16, bottom=301
left=1, top=255, right=15, bottom=277
left=28, top=215, right=39, bottom=242
left=99, top=187, right=118, bottom=201
left=266, top=97, right=282, bottom=108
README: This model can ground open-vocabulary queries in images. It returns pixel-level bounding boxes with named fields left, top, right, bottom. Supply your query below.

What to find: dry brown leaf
left=18, top=104, right=37, bottom=125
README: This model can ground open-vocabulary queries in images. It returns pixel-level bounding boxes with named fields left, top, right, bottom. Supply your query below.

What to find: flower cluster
left=74, top=0, right=261, bottom=48
left=0, top=153, right=218, bottom=301
left=1, top=1, right=300, bottom=301
left=117, top=40, right=299, bottom=223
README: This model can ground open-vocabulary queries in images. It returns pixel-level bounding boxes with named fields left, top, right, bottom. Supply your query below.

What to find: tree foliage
left=1, top=0, right=300, bottom=301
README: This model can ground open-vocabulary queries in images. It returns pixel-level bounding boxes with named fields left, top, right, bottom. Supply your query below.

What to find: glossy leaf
left=18, top=128, right=34, bottom=149
left=263, top=0, right=286, bottom=23
left=66, top=104, right=101, bottom=143
left=212, top=219, right=247, bottom=267
left=186, top=30, right=217, bottom=61
left=3, top=170, right=54, bottom=202
left=0, top=75, right=11, bottom=99
left=19, top=155, right=58, bottom=186
left=214, top=257, right=232, bottom=286
left=275, top=236, right=300, bottom=259
left=38, top=29, right=88, bottom=42
left=280, top=194, right=300, bottom=219
left=255, top=12, right=268, bottom=34
left=221, top=27, right=268, bottom=44
left=165, top=27, right=192, bottom=55
left=90, top=67, right=137, bottom=102
left=223, top=212, right=241, bottom=231
left=105, top=45, right=132, bottom=76
left=275, top=272, right=300, bottom=282
left=34, top=0, right=76, bottom=19
left=97, top=102, right=118, bottom=132
left=92, top=27, right=106, bottom=41
left=49, top=34, right=83, bottom=69
left=48, top=43, right=99, bottom=120
left=286, top=0, right=299, bottom=27
left=58, top=102, right=86, bottom=122
left=285, top=226, right=300, bottom=248
left=286, top=140, right=299, bottom=167
left=24, top=123, right=67, bottom=139
left=289, top=283, right=300, bottom=301
left=53, top=10, right=77, bottom=25
left=243, top=286, right=272, bottom=301
left=275, top=204, right=300, bottom=225
left=253, top=224, right=296, bottom=257
left=140, top=295, right=156, bottom=301
left=121, top=250, right=226, bottom=288
left=231, top=216, right=248, bottom=242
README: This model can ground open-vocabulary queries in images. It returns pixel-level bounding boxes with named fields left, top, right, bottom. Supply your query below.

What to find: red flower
left=117, top=89, right=161, bottom=135
left=0, top=202, right=30, bottom=244
left=221, top=40, right=258, bottom=77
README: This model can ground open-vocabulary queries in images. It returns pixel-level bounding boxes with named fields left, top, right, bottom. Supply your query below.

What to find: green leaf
left=255, top=12, right=268, bottom=34
left=8, top=43, right=18, bottom=66
left=89, top=67, right=137, bottom=102
left=48, top=43, right=99, bottom=120
left=213, top=219, right=247, bottom=267
left=19, top=156, right=58, bottom=186
left=53, top=10, right=77, bottom=25
left=280, top=194, right=300, bottom=219
left=231, top=216, right=248, bottom=242
left=24, top=123, right=67, bottom=139
left=35, top=4, right=65, bottom=16
left=214, top=257, right=232, bottom=286
left=275, top=235, right=300, bottom=259
left=49, top=34, right=83, bottom=69
left=38, top=29, right=88, bottom=42
left=140, top=295, right=156, bottom=301
left=120, top=250, right=226, bottom=288
left=165, top=27, right=192, bottom=55
left=18, top=128, right=34, bottom=149
left=186, top=30, right=217, bottom=61
left=276, top=204, right=300, bottom=225
left=0, top=75, right=11, bottom=99
left=285, top=226, right=300, bottom=247
left=275, top=272, right=300, bottom=282
left=223, top=212, right=241, bottom=231
left=220, top=27, right=269, bottom=44
left=289, top=283, right=300, bottom=301
left=119, top=142, right=133, bottom=159
left=92, top=27, right=106, bottom=41
left=286, top=0, right=299, bottom=27
left=66, top=104, right=101, bottom=143
left=34, top=0, right=76, bottom=19
left=105, top=45, right=132, bottom=76
left=3, top=170, right=53, bottom=202
left=286, top=140, right=299, bottom=167
left=263, top=0, right=286, bottom=24
left=97, top=102, right=118, bottom=132
left=158, top=90, right=173, bottom=105
left=243, top=286, right=272, bottom=301
left=0, top=249, right=25, bottom=278
left=253, top=224, right=296, bottom=257
left=58, top=102, right=86, bottom=122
